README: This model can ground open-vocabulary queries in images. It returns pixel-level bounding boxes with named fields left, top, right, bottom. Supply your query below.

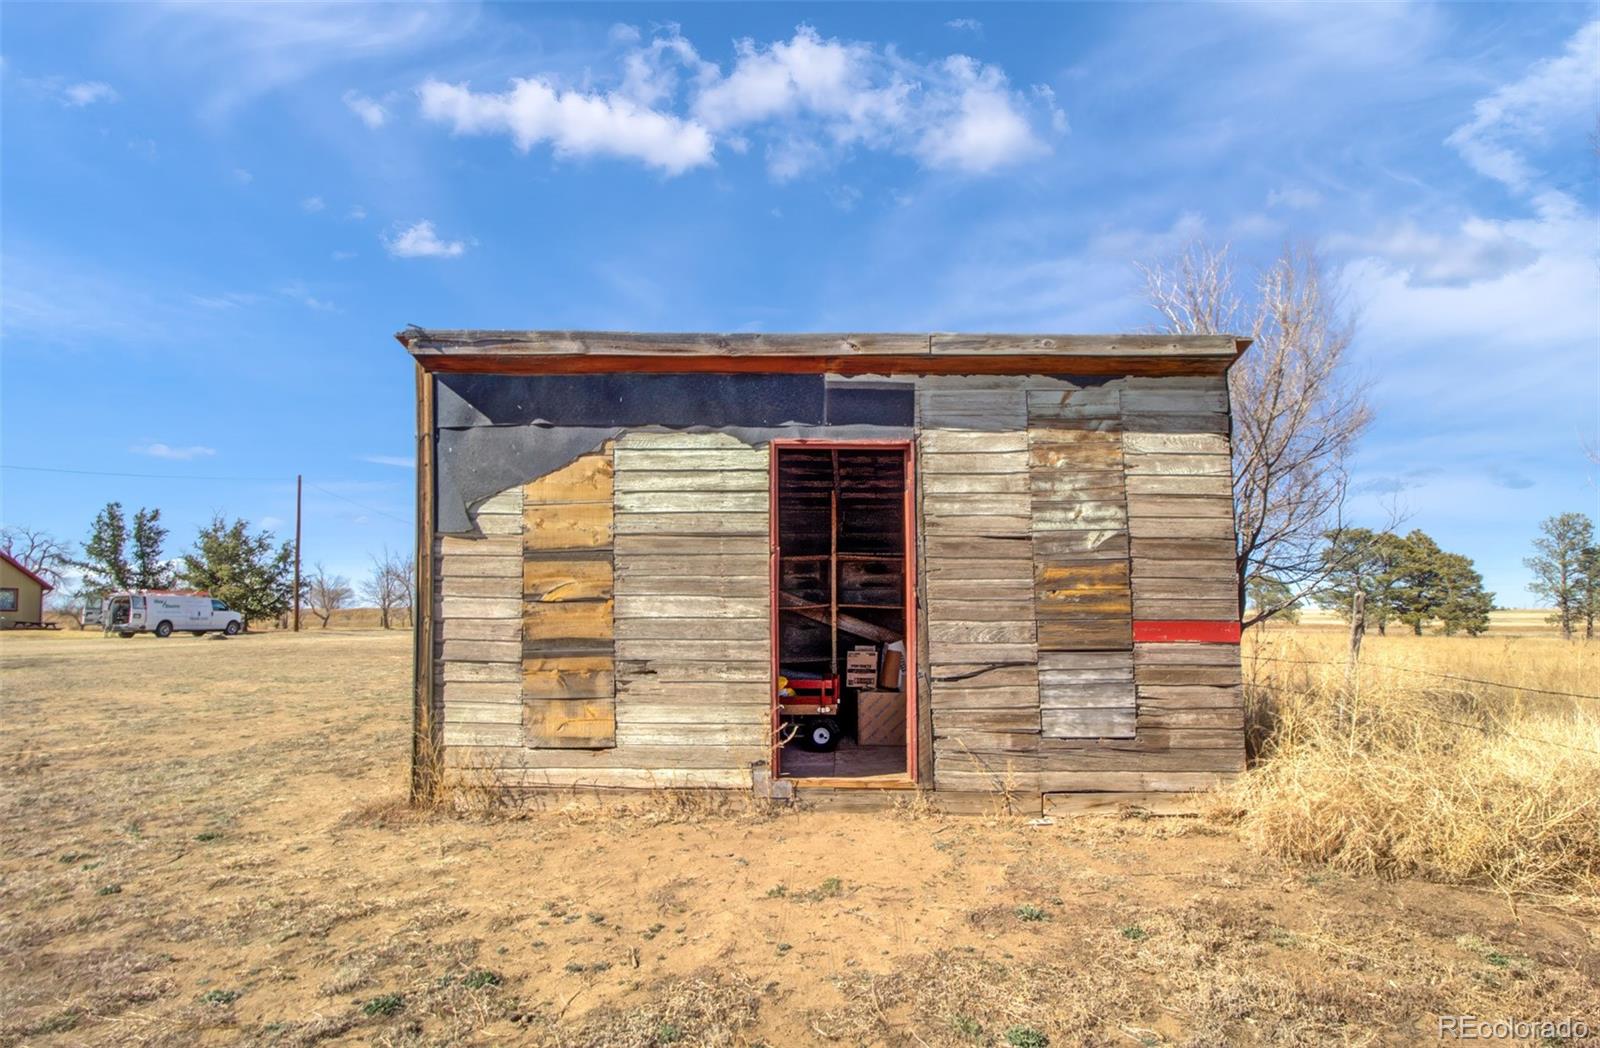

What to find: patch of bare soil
left=1, top=631, right=1594, bottom=1047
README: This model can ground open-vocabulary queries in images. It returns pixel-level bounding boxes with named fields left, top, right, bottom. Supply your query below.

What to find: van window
left=211, top=599, right=229, bottom=611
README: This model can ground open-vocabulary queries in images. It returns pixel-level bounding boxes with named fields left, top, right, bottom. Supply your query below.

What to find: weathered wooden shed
left=400, top=330, right=1249, bottom=813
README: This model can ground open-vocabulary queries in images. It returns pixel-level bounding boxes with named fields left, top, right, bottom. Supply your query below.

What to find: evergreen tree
left=1432, top=550, right=1494, bottom=636
left=1316, top=527, right=1408, bottom=635
left=1391, top=530, right=1445, bottom=636
left=1246, top=575, right=1300, bottom=624
left=131, top=508, right=175, bottom=590
left=1579, top=544, right=1600, bottom=641
left=1525, top=513, right=1594, bottom=640
left=75, top=502, right=132, bottom=598
left=180, top=516, right=295, bottom=628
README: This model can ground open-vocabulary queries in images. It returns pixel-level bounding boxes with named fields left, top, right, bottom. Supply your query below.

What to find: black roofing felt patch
left=437, top=373, right=827, bottom=429
left=824, top=384, right=915, bottom=427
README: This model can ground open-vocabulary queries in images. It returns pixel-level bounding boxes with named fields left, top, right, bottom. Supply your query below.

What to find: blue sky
left=2, top=2, right=1596, bottom=604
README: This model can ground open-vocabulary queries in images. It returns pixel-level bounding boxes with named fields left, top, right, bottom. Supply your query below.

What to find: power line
left=305, top=481, right=412, bottom=526
left=1246, top=654, right=1600, bottom=703
left=3, top=463, right=412, bottom=526
left=2, top=463, right=281, bottom=482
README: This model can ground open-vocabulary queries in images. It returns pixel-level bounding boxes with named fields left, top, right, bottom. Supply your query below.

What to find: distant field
left=1273, top=607, right=1560, bottom=634
left=1, top=628, right=1594, bottom=1046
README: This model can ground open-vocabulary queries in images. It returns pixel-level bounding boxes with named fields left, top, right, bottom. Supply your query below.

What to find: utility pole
left=293, top=474, right=302, bottom=632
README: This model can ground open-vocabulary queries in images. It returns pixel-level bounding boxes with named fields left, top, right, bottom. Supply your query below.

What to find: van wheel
left=224, top=621, right=241, bottom=636
left=155, top=621, right=173, bottom=638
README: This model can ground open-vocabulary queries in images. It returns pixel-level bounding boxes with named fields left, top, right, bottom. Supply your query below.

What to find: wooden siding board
left=607, top=434, right=769, bottom=773
left=919, top=385, right=1042, bottom=782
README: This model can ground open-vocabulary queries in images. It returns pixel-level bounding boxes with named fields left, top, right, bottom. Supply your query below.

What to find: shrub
left=1211, top=634, right=1600, bottom=897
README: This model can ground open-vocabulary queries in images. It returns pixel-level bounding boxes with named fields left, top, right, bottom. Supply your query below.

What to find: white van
left=105, top=591, right=244, bottom=638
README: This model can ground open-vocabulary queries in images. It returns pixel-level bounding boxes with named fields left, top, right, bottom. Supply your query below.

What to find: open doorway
left=771, top=441, right=915, bottom=782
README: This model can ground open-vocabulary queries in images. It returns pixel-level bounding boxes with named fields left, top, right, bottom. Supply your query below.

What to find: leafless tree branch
left=1142, top=241, right=1378, bottom=628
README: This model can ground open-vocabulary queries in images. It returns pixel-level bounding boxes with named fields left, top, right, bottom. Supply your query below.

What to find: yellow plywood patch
left=523, top=449, right=614, bottom=504
left=523, top=657, right=616, bottom=699
left=520, top=444, right=617, bottom=748
left=524, top=698, right=617, bottom=748
left=523, top=501, right=614, bottom=551
left=524, top=555, right=614, bottom=601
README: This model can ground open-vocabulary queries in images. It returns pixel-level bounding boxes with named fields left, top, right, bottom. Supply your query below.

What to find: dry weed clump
left=532, top=971, right=769, bottom=1048
left=1212, top=633, right=1600, bottom=899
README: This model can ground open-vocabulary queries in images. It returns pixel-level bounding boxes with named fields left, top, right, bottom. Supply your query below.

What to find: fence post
left=1346, top=591, right=1366, bottom=741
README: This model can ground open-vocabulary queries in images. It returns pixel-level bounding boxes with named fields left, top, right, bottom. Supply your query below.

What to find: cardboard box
left=846, top=646, right=879, bottom=688
left=857, top=690, right=907, bottom=746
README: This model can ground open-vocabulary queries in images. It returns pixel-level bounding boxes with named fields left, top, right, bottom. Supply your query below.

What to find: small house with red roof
left=0, top=550, right=54, bottom=629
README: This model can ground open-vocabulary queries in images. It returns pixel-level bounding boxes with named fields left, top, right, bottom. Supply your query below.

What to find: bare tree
left=361, top=547, right=413, bottom=629
left=1141, top=242, right=1373, bottom=628
left=305, top=563, right=353, bottom=629
left=358, top=547, right=416, bottom=629
left=390, top=549, right=416, bottom=627
left=0, top=525, right=71, bottom=588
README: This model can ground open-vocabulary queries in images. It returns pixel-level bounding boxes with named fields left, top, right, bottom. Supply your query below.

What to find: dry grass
left=2, top=629, right=1596, bottom=1046
left=1213, top=631, right=1600, bottom=901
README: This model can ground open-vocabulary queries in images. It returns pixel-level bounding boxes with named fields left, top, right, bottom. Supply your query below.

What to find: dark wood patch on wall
left=1027, top=386, right=1136, bottom=739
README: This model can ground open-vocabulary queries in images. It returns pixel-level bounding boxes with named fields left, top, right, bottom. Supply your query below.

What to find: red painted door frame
left=769, top=438, right=918, bottom=782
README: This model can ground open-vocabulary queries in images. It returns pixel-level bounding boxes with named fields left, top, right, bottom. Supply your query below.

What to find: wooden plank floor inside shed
left=780, top=741, right=909, bottom=784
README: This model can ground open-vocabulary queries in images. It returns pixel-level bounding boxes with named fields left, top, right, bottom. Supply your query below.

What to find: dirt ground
left=1, top=631, right=1595, bottom=1047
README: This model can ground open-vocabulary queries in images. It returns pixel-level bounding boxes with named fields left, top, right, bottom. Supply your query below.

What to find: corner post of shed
left=411, top=359, right=441, bottom=803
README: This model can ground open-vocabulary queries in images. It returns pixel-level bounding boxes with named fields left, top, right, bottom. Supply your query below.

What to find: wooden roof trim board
left=397, top=329, right=1252, bottom=377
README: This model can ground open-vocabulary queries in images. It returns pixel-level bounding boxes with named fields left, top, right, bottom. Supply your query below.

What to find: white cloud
left=1444, top=19, right=1600, bottom=193
left=346, top=204, right=367, bottom=220
left=301, top=195, right=325, bottom=213
left=280, top=281, right=336, bottom=311
left=946, top=18, right=982, bottom=33
left=418, top=75, right=715, bottom=175
left=189, top=291, right=260, bottom=309
left=1343, top=196, right=1595, bottom=350
left=62, top=80, right=117, bottom=106
left=1329, top=217, right=1539, bottom=287
left=416, top=25, right=1062, bottom=180
left=384, top=220, right=466, bottom=259
left=360, top=454, right=414, bottom=468
left=915, top=56, right=1046, bottom=173
left=1266, top=184, right=1322, bottom=210
left=331, top=249, right=357, bottom=261
left=231, top=167, right=253, bottom=185
left=133, top=442, right=217, bottom=460
left=111, top=4, right=465, bottom=121
left=342, top=89, right=387, bottom=128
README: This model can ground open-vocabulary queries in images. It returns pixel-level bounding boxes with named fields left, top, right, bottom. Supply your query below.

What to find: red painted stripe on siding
left=1133, top=620, right=1241, bottom=644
